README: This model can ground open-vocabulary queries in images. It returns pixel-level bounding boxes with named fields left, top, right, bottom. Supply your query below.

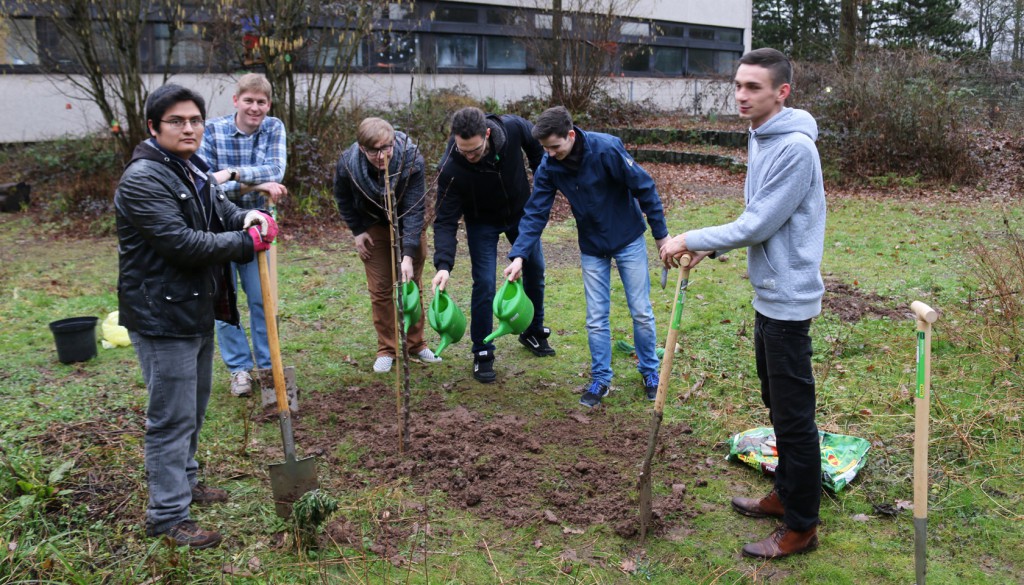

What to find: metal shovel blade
left=270, top=452, right=319, bottom=518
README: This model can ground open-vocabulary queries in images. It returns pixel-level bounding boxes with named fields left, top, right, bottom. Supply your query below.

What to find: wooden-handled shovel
left=258, top=250, right=318, bottom=518
left=639, top=254, right=691, bottom=544
left=911, top=300, right=938, bottom=585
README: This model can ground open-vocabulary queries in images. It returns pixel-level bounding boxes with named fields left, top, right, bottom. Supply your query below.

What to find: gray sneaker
left=229, top=371, right=252, bottom=397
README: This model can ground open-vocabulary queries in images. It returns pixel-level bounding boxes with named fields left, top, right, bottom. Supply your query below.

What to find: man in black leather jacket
left=115, top=83, right=277, bottom=549
left=431, top=107, right=553, bottom=383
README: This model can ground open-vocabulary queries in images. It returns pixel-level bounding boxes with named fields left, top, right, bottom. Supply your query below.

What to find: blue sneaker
left=643, top=373, right=660, bottom=401
left=579, top=381, right=610, bottom=408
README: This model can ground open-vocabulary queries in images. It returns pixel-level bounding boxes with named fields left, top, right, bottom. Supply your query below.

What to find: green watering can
left=427, top=289, right=466, bottom=356
left=400, top=280, right=422, bottom=333
left=483, top=279, right=535, bottom=344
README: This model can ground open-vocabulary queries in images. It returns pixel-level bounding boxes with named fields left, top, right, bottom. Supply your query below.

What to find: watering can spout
left=435, top=334, right=454, bottom=356
left=483, top=321, right=514, bottom=344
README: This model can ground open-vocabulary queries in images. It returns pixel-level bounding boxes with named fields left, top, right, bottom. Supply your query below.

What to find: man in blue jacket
left=661, top=48, right=826, bottom=559
left=504, top=106, right=669, bottom=407
left=433, top=107, right=552, bottom=383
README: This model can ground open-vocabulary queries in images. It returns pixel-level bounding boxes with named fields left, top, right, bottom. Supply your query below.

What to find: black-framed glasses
left=161, top=117, right=205, bottom=130
left=456, top=141, right=486, bottom=156
left=362, top=144, right=394, bottom=157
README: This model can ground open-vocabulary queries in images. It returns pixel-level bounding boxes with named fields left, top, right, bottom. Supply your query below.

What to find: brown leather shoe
left=162, top=519, right=223, bottom=549
left=190, top=483, right=228, bottom=505
left=741, top=525, right=818, bottom=559
left=732, top=490, right=785, bottom=518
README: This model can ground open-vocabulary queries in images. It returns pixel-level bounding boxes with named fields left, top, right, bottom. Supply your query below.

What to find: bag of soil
left=726, top=427, right=871, bottom=492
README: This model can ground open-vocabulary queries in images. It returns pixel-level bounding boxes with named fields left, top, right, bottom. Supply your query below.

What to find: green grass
left=1, top=190, right=1022, bottom=584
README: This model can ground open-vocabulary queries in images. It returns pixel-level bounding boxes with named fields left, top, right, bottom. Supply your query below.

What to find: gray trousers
left=129, top=331, right=214, bottom=535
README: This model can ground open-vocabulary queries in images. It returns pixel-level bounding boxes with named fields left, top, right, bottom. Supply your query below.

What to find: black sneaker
left=473, top=350, right=496, bottom=383
left=161, top=519, right=222, bottom=549
left=519, top=327, right=556, bottom=357
left=579, top=381, right=610, bottom=408
left=643, top=372, right=660, bottom=401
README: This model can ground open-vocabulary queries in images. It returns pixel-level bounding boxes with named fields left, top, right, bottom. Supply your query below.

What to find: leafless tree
left=5, top=0, right=197, bottom=160
left=961, top=0, right=1014, bottom=58
left=517, top=0, right=648, bottom=111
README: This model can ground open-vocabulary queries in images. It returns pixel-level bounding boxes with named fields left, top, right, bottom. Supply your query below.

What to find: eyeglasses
left=362, top=144, right=394, bottom=158
left=161, top=117, right=205, bottom=130
left=456, top=141, right=486, bottom=156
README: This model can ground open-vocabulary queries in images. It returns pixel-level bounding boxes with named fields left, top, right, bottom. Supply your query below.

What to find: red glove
left=248, top=226, right=272, bottom=253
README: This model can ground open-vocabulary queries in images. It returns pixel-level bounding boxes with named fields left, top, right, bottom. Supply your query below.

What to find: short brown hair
left=236, top=73, right=272, bottom=100
left=738, top=48, right=792, bottom=89
left=356, top=117, right=395, bottom=148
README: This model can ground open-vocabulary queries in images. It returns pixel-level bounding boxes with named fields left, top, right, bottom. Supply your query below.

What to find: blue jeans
left=466, top=219, right=546, bottom=354
left=580, top=234, right=659, bottom=385
left=216, top=257, right=271, bottom=372
left=754, top=311, right=821, bottom=532
left=130, top=331, right=214, bottom=536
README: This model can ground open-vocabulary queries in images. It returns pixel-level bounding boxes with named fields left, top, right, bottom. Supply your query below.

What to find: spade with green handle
left=911, top=300, right=938, bottom=585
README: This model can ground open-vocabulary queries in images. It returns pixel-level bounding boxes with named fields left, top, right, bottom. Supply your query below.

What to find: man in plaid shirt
left=198, top=73, right=288, bottom=397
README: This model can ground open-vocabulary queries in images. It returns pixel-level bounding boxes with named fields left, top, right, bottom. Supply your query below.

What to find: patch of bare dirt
left=298, top=384, right=705, bottom=545
left=823, top=276, right=904, bottom=322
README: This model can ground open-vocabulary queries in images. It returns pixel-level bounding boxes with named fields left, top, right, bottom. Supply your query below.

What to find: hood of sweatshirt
left=752, top=107, right=818, bottom=143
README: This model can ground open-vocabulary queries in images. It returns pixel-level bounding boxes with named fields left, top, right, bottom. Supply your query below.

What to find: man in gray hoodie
left=661, top=48, right=826, bottom=559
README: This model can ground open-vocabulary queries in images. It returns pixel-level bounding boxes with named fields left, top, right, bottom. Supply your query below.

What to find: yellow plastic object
left=427, top=289, right=466, bottom=356
left=101, top=310, right=131, bottom=348
left=483, top=279, right=534, bottom=343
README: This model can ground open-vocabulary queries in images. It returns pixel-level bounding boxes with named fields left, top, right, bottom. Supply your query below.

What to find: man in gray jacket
left=661, top=48, right=826, bottom=559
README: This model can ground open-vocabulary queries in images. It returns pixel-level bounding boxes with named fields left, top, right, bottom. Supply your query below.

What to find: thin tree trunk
left=840, top=0, right=858, bottom=66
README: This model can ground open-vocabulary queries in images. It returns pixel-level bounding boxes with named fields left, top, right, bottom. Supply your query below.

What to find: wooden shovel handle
left=911, top=301, right=937, bottom=324
left=258, top=251, right=290, bottom=415
left=653, top=254, right=691, bottom=413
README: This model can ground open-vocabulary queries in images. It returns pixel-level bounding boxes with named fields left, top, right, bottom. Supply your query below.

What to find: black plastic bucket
left=49, top=316, right=99, bottom=364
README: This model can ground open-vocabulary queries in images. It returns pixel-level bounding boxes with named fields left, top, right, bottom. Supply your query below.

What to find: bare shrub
left=791, top=50, right=983, bottom=184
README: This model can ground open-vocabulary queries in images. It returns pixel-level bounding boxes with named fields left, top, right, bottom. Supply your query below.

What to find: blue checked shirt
left=198, top=113, right=287, bottom=201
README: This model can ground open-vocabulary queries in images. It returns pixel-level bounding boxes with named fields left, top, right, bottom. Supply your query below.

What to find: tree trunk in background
left=1014, top=0, right=1024, bottom=61
left=550, top=0, right=565, bottom=105
left=840, top=0, right=858, bottom=65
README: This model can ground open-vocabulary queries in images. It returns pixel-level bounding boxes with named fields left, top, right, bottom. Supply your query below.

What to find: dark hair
left=450, top=107, right=486, bottom=139
left=145, top=84, right=206, bottom=133
left=738, top=48, right=792, bottom=89
left=531, top=106, right=573, bottom=141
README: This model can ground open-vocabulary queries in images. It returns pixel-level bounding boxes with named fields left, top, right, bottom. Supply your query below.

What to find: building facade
left=0, top=0, right=751, bottom=142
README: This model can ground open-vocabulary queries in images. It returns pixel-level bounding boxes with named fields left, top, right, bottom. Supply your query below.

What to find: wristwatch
left=228, top=169, right=238, bottom=182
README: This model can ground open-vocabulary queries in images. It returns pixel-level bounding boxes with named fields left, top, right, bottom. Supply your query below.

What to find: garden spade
left=911, top=300, right=938, bottom=585
left=258, top=251, right=318, bottom=518
left=639, top=255, right=691, bottom=544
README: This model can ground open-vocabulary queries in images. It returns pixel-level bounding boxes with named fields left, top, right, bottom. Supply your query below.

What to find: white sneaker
left=416, top=348, right=442, bottom=364
left=373, top=356, right=394, bottom=373
left=229, top=371, right=252, bottom=397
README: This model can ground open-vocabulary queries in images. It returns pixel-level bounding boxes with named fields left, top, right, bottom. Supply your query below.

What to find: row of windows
left=1, top=3, right=743, bottom=77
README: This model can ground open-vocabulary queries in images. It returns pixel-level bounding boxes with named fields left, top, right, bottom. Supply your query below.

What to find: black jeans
left=754, top=311, right=821, bottom=532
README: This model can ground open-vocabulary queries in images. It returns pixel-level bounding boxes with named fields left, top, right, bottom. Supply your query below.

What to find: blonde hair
left=357, top=117, right=395, bottom=148
left=236, top=73, right=272, bottom=100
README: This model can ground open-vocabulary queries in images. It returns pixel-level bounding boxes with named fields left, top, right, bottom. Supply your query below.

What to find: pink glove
left=258, top=211, right=278, bottom=243
left=248, top=226, right=272, bottom=253
left=243, top=210, right=278, bottom=244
